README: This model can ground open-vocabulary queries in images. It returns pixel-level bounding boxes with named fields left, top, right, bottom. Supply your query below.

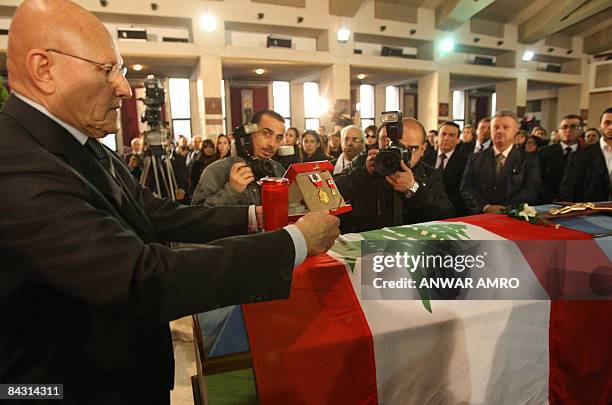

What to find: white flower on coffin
left=518, top=204, right=537, bottom=222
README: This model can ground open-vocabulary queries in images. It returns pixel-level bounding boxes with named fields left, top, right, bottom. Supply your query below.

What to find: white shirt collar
left=559, top=141, right=578, bottom=153
left=493, top=144, right=513, bottom=158
left=600, top=136, right=612, bottom=153
left=438, top=148, right=455, bottom=160
left=14, top=92, right=89, bottom=146
left=475, top=138, right=491, bottom=148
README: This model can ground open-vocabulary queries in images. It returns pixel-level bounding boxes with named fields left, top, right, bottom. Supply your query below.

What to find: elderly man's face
left=50, top=42, right=131, bottom=138
left=491, top=116, right=517, bottom=152
left=252, top=114, right=285, bottom=159
left=131, top=138, right=142, bottom=152
left=342, top=128, right=364, bottom=160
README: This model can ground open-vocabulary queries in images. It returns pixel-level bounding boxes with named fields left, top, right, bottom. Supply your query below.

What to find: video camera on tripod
left=138, top=75, right=180, bottom=200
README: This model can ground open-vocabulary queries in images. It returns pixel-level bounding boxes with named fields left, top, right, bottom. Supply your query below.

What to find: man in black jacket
left=537, top=114, right=582, bottom=203
left=461, top=110, right=542, bottom=214
left=335, top=118, right=454, bottom=233
left=0, top=2, right=340, bottom=403
left=459, top=118, right=491, bottom=155
left=423, top=121, right=468, bottom=216
left=559, top=107, right=612, bottom=202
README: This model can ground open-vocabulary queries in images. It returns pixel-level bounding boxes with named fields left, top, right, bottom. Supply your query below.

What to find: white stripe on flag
left=334, top=222, right=551, bottom=405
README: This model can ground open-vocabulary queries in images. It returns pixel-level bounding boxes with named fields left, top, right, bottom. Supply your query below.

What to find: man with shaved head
left=0, top=1, right=340, bottom=403
left=334, top=117, right=454, bottom=232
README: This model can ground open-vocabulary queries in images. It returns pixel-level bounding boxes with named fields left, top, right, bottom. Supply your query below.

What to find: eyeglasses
left=365, top=134, right=377, bottom=139
left=46, top=49, right=127, bottom=80
left=560, top=124, right=581, bottom=131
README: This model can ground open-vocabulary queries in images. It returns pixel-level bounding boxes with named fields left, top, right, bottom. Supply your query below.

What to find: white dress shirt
left=436, top=148, right=455, bottom=170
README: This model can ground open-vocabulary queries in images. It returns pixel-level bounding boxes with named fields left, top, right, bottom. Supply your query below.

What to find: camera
left=232, top=123, right=276, bottom=181
left=138, top=75, right=172, bottom=152
left=374, top=111, right=412, bottom=176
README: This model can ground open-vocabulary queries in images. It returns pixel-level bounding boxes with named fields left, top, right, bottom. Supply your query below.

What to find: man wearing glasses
left=537, top=114, right=583, bottom=203
left=0, top=2, right=340, bottom=403
left=191, top=109, right=286, bottom=207
left=334, top=118, right=454, bottom=232
left=333, top=125, right=365, bottom=174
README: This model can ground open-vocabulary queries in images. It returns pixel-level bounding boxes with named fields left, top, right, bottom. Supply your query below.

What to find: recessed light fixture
left=337, top=28, right=351, bottom=43
left=357, top=74, right=366, bottom=80
left=255, top=68, right=265, bottom=75
left=522, top=50, right=534, bottom=61
left=440, top=37, right=454, bottom=53
left=199, top=15, right=217, bottom=33
left=132, top=64, right=143, bottom=71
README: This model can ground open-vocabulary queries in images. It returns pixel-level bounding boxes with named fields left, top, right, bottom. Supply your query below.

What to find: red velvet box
left=283, top=161, right=352, bottom=222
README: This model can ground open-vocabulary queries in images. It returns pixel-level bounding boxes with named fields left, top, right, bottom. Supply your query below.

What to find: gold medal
left=318, top=189, right=330, bottom=203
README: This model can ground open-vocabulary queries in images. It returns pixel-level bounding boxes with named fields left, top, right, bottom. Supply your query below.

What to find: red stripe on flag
left=243, top=254, right=378, bottom=405
left=448, top=214, right=612, bottom=404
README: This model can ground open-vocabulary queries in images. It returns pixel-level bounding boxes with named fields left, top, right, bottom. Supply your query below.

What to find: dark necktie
left=438, top=153, right=447, bottom=170
left=564, top=146, right=572, bottom=163
left=86, top=138, right=114, bottom=176
left=495, top=153, right=504, bottom=177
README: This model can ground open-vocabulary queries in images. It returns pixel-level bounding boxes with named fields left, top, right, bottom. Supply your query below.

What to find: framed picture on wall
left=241, top=89, right=254, bottom=124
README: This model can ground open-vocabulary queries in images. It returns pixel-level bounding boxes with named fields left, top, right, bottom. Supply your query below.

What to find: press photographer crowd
left=127, top=99, right=612, bottom=233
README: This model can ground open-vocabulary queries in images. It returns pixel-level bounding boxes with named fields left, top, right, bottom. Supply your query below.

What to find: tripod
left=140, top=129, right=179, bottom=201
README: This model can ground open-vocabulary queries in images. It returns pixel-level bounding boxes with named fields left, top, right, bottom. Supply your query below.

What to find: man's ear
left=25, top=49, right=55, bottom=95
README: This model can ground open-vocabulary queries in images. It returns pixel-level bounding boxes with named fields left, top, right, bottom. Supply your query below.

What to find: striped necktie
left=495, top=153, right=504, bottom=177
left=85, top=138, right=113, bottom=174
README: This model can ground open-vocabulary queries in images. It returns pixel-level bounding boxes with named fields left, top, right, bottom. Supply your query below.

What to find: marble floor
left=170, top=317, right=197, bottom=405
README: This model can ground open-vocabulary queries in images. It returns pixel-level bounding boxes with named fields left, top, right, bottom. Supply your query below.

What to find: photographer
left=192, top=110, right=286, bottom=207
left=335, top=116, right=454, bottom=233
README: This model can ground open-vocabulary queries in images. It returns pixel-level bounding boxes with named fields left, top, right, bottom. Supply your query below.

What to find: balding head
left=8, top=0, right=132, bottom=138
left=400, top=118, right=426, bottom=167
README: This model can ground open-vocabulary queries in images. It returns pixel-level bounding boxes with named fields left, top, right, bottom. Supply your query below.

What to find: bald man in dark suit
left=0, top=2, right=339, bottom=404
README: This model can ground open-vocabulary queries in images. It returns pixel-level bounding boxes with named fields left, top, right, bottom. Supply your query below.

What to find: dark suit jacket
left=458, top=139, right=491, bottom=155
left=558, top=143, right=610, bottom=202
left=334, top=154, right=455, bottom=233
left=423, top=149, right=468, bottom=216
left=0, top=95, right=295, bottom=404
left=460, top=146, right=542, bottom=214
left=537, top=143, right=576, bottom=203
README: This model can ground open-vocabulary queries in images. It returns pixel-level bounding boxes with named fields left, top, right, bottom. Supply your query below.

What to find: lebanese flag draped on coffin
left=242, top=214, right=612, bottom=405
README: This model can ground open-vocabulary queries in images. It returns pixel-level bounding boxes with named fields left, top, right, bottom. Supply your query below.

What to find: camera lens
left=374, top=149, right=400, bottom=176
left=261, top=159, right=275, bottom=176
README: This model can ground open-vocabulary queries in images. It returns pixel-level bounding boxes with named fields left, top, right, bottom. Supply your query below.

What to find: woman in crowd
left=299, top=130, right=330, bottom=163
left=549, top=130, right=560, bottom=145
left=189, top=139, right=217, bottom=195
left=530, top=126, right=547, bottom=148
left=364, top=125, right=378, bottom=151
left=514, top=131, right=527, bottom=148
left=274, top=127, right=300, bottom=169
left=327, top=131, right=342, bottom=160
left=524, top=136, right=540, bottom=153
left=215, top=134, right=231, bottom=160
left=584, top=128, right=601, bottom=145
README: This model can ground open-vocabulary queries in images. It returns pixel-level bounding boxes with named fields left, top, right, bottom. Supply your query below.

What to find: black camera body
left=140, top=75, right=166, bottom=129
left=374, top=111, right=412, bottom=176
left=233, top=123, right=276, bottom=181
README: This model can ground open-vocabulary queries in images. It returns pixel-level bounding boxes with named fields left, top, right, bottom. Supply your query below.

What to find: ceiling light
left=337, top=28, right=351, bottom=43
left=440, top=37, right=454, bottom=53
left=255, top=68, right=265, bottom=75
left=199, top=15, right=217, bottom=33
left=132, top=64, right=143, bottom=71
left=357, top=74, right=366, bottom=80
left=522, top=50, right=534, bottom=61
